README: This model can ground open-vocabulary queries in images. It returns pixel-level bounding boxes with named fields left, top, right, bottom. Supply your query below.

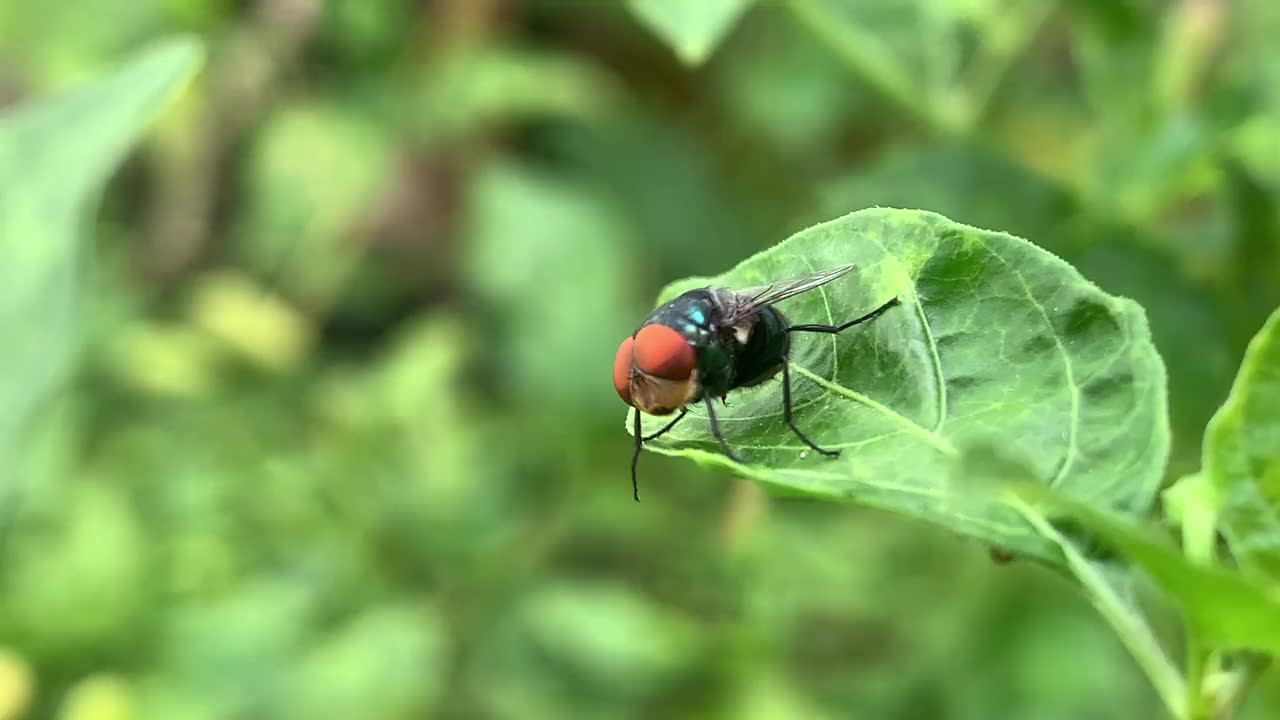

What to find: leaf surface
left=634, top=208, right=1169, bottom=558
left=0, top=39, right=203, bottom=472
left=1204, top=307, right=1280, bottom=583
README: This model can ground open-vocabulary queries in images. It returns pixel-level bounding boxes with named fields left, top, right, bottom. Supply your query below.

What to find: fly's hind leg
left=783, top=295, right=901, bottom=457
left=782, top=354, right=839, bottom=458
left=787, top=296, right=900, bottom=334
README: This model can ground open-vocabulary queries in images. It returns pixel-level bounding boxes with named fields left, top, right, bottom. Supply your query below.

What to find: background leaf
left=637, top=208, right=1169, bottom=560
left=0, top=38, right=202, bottom=485
left=782, top=0, right=1054, bottom=131
left=8, top=2, right=1280, bottom=716
left=1204, top=307, right=1280, bottom=584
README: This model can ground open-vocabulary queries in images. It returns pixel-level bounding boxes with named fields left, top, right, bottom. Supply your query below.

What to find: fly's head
left=613, top=323, right=699, bottom=416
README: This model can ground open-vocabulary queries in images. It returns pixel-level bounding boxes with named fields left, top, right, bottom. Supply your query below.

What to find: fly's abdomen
left=731, top=306, right=790, bottom=389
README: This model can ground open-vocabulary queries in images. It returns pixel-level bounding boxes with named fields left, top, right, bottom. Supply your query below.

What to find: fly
left=613, top=264, right=899, bottom=500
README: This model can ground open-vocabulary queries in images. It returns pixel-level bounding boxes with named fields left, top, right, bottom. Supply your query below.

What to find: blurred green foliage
left=0, top=1, right=1278, bottom=719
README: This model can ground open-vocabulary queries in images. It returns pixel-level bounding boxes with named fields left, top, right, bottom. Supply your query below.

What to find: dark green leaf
left=783, top=0, right=1054, bottom=131
left=1204, top=307, right=1280, bottom=583
left=634, top=208, right=1169, bottom=559
left=466, top=162, right=636, bottom=422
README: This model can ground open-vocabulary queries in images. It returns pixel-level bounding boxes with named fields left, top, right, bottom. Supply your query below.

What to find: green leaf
left=518, top=581, right=703, bottom=693
left=0, top=485, right=149, bottom=662
left=821, top=142, right=1232, bottom=462
left=1163, top=472, right=1218, bottom=567
left=783, top=0, right=1055, bottom=131
left=235, top=100, right=391, bottom=303
left=0, top=39, right=203, bottom=473
left=1003, top=494, right=1185, bottom=717
left=634, top=208, right=1169, bottom=559
left=1204, top=307, right=1280, bottom=583
left=282, top=604, right=449, bottom=719
left=627, top=0, right=754, bottom=65
left=1011, top=484, right=1280, bottom=658
left=466, top=161, right=636, bottom=422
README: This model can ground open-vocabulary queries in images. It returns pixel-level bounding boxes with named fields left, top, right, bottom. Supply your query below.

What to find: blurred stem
left=1184, top=628, right=1211, bottom=720
left=1010, top=498, right=1187, bottom=719
left=963, top=0, right=1058, bottom=128
left=782, top=0, right=964, bottom=134
left=1153, top=0, right=1225, bottom=117
left=915, top=0, right=961, bottom=126
left=143, top=0, right=323, bottom=277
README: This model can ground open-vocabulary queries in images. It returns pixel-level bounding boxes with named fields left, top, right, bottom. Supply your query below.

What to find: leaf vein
left=794, top=365, right=957, bottom=455
left=977, top=238, right=1081, bottom=487
left=863, top=233, right=948, bottom=431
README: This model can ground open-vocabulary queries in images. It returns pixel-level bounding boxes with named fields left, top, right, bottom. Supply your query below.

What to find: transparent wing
left=723, top=264, right=855, bottom=322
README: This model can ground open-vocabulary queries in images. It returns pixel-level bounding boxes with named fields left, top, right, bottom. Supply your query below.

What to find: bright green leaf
left=282, top=604, right=449, bottom=719
left=58, top=675, right=133, bottom=720
left=519, top=581, right=703, bottom=693
left=0, top=486, right=149, bottom=663
left=1163, top=472, right=1219, bottom=567
left=634, top=208, right=1169, bottom=560
left=627, top=0, right=754, bottom=65
left=0, top=38, right=202, bottom=477
left=1204, top=307, right=1280, bottom=583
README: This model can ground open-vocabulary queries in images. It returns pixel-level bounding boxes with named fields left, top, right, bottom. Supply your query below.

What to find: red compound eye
left=613, top=336, right=635, bottom=405
left=633, top=324, right=696, bottom=381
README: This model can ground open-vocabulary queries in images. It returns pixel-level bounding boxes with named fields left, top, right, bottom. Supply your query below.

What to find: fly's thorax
left=642, top=289, right=744, bottom=399
left=627, top=287, right=795, bottom=405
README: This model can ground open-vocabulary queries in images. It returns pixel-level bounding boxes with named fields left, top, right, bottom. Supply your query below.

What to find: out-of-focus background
left=0, top=0, right=1277, bottom=718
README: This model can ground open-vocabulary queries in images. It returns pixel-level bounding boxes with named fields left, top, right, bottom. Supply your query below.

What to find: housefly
left=613, top=264, right=899, bottom=500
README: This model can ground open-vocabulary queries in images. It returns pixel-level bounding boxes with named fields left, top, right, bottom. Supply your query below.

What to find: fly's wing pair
left=717, top=264, right=855, bottom=327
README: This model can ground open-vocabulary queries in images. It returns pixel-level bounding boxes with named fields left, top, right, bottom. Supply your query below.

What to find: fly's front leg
left=630, top=408, right=643, bottom=501
left=642, top=408, right=687, bottom=442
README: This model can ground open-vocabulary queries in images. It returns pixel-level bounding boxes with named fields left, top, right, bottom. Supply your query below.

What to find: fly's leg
left=784, top=295, right=900, bottom=458
left=787, top=296, right=900, bottom=334
left=782, top=355, right=839, bottom=457
left=642, top=408, right=687, bottom=442
left=702, top=396, right=742, bottom=463
left=631, top=408, right=643, bottom=502
left=632, top=408, right=689, bottom=501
